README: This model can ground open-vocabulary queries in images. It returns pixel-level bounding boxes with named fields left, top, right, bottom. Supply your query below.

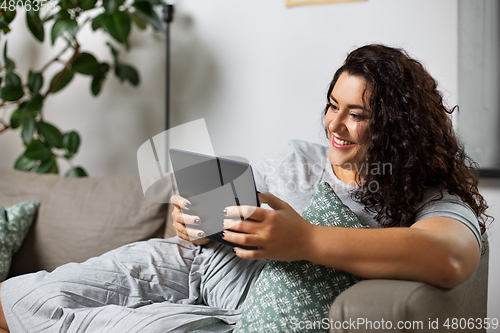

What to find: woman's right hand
left=171, top=195, right=212, bottom=246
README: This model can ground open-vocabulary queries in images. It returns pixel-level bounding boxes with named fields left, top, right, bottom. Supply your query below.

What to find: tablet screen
left=169, top=148, right=259, bottom=248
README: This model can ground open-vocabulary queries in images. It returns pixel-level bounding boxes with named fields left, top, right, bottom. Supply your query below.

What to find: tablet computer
left=169, top=148, right=259, bottom=249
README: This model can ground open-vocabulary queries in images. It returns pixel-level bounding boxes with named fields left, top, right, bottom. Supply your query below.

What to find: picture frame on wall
left=286, top=0, right=366, bottom=7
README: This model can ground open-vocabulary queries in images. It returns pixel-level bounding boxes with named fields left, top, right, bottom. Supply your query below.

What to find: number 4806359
left=0, top=0, right=53, bottom=11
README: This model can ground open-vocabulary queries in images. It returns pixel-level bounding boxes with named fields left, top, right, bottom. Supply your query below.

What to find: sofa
left=0, top=166, right=176, bottom=277
left=0, top=167, right=489, bottom=332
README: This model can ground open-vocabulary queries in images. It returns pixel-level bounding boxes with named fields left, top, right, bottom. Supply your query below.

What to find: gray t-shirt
left=253, top=140, right=481, bottom=247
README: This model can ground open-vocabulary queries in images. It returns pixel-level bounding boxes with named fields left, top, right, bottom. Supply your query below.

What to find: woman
left=0, top=44, right=489, bottom=332
left=189, top=44, right=488, bottom=288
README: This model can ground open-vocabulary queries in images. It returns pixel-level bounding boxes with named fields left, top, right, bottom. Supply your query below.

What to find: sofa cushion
left=0, top=201, right=40, bottom=281
left=0, top=167, right=169, bottom=276
left=234, top=182, right=367, bottom=333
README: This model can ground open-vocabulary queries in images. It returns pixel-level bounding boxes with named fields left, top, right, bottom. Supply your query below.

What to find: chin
left=328, top=147, right=363, bottom=171
left=329, top=148, right=352, bottom=170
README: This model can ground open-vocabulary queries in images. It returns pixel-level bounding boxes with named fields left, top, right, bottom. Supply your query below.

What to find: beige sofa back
left=0, top=167, right=169, bottom=277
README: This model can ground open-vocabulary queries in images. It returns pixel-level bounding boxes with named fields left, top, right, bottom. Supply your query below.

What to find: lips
left=332, top=135, right=355, bottom=149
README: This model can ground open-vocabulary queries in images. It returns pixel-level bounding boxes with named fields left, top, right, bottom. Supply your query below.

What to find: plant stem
left=40, top=42, right=73, bottom=73
left=43, top=40, right=81, bottom=98
left=0, top=118, right=10, bottom=133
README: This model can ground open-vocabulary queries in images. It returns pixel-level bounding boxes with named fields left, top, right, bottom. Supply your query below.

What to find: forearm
left=304, top=225, right=465, bottom=288
left=223, top=195, right=480, bottom=289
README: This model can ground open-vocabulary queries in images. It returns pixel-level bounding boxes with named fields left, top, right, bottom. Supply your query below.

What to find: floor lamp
left=163, top=3, right=174, bottom=132
left=163, top=3, right=175, bottom=192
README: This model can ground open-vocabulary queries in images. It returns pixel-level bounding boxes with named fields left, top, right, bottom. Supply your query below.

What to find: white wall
left=169, top=0, right=458, bottom=167
left=1, top=0, right=498, bottom=325
left=1, top=0, right=459, bottom=175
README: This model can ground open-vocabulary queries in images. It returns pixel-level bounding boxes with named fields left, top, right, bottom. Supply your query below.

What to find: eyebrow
left=329, top=96, right=365, bottom=111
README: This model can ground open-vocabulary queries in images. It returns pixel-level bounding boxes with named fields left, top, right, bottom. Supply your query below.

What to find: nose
left=328, top=112, right=347, bottom=134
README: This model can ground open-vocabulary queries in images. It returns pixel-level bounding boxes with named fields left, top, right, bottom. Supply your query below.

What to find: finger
left=223, top=205, right=266, bottom=220
left=222, top=219, right=261, bottom=234
left=222, top=229, right=260, bottom=246
left=222, top=218, right=243, bottom=230
left=173, top=212, right=201, bottom=226
left=258, top=192, right=287, bottom=210
left=186, top=227, right=207, bottom=240
left=174, top=219, right=207, bottom=239
left=170, top=195, right=192, bottom=210
left=233, top=247, right=267, bottom=260
left=173, top=219, right=190, bottom=241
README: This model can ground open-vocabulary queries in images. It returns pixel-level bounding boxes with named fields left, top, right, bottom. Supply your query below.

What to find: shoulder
left=260, top=140, right=329, bottom=166
left=287, top=140, right=330, bottom=161
left=414, top=188, right=475, bottom=213
left=252, top=140, right=329, bottom=213
left=414, top=188, right=481, bottom=247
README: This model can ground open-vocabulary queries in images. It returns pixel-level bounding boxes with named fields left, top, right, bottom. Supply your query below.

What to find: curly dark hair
left=324, top=44, right=490, bottom=235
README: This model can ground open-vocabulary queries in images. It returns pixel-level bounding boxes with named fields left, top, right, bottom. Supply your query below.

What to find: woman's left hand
left=221, top=192, right=315, bottom=261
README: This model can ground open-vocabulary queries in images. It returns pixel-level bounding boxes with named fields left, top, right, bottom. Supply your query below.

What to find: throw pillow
left=234, top=182, right=368, bottom=333
left=0, top=201, right=40, bottom=281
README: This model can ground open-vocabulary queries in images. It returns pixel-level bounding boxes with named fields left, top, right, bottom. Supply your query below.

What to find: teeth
left=334, top=137, right=354, bottom=145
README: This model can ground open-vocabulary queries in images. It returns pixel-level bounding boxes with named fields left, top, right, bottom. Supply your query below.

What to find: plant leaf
left=35, top=156, right=59, bottom=174
left=21, top=117, right=35, bottom=145
left=99, top=62, right=111, bottom=73
left=106, top=42, right=119, bottom=61
left=91, top=73, right=105, bottom=96
left=0, top=21, right=10, bottom=34
left=3, top=41, right=15, bottom=71
left=25, top=93, right=44, bottom=113
left=0, top=72, right=24, bottom=101
left=10, top=109, right=24, bottom=129
left=129, top=12, right=146, bottom=30
left=63, top=131, right=80, bottom=155
left=72, top=52, right=101, bottom=76
left=26, top=10, right=45, bottom=42
left=65, top=166, right=88, bottom=177
left=54, top=10, right=72, bottom=20
left=88, top=62, right=110, bottom=96
left=50, top=69, right=74, bottom=93
left=37, top=121, right=64, bottom=148
left=103, top=0, right=125, bottom=14
left=78, top=0, right=97, bottom=11
left=103, top=11, right=131, bottom=44
left=134, top=0, right=162, bottom=5
left=132, top=2, right=162, bottom=31
left=28, top=71, right=44, bottom=94
left=51, top=18, right=78, bottom=45
left=2, top=8, right=17, bottom=24
left=0, top=85, right=24, bottom=101
left=59, top=0, right=77, bottom=10
left=91, top=13, right=104, bottom=31
left=14, top=154, right=39, bottom=172
left=4, top=71, right=22, bottom=87
left=24, top=140, right=52, bottom=161
left=114, top=63, right=140, bottom=86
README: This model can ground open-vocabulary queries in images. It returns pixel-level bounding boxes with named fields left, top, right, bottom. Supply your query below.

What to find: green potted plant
left=0, top=0, right=163, bottom=177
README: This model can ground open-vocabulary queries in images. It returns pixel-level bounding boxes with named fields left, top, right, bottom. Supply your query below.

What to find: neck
left=332, top=165, right=363, bottom=185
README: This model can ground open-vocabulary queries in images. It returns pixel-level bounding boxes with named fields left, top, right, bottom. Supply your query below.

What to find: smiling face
left=325, top=72, right=370, bottom=179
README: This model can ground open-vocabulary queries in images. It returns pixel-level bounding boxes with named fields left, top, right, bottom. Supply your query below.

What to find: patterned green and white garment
left=0, top=201, right=40, bottom=281
left=234, top=182, right=368, bottom=333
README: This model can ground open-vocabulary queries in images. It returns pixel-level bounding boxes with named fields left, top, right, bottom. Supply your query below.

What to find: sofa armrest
left=330, top=240, right=488, bottom=333
left=329, top=280, right=446, bottom=332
